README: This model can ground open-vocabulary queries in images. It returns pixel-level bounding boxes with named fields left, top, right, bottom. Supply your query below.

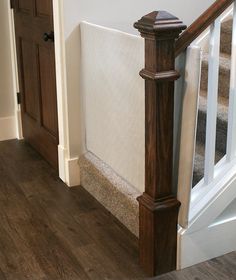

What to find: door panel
left=13, top=0, right=59, bottom=168
left=35, top=0, right=52, bottom=18
left=20, top=38, right=39, bottom=120
left=18, top=0, right=32, bottom=14
left=38, top=45, right=58, bottom=136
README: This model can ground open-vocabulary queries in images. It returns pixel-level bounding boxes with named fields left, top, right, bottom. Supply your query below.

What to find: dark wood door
left=13, top=0, right=59, bottom=169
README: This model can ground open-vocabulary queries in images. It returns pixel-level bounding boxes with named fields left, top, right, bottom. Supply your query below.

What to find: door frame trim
left=7, top=1, right=23, bottom=140
left=52, top=0, right=71, bottom=183
left=8, top=0, right=74, bottom=185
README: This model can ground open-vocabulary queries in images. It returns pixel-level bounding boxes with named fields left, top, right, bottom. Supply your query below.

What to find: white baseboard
left=0, top=116, right=17, bottom=141
left=65, top=157, right=80, bottom=187
left=58, top=145, right=80, bottom=187
left=15, top=109, right=23, bottom=139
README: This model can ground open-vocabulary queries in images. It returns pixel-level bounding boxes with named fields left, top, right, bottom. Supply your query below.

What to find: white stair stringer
left=178, top=156, right=236, bottom=269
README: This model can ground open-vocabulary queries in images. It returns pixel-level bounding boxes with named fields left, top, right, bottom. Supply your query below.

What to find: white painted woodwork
left=188, top=157, right=236, bottom=233
left=0, top=0, right=15, bottom=119
left=177, top=4, right=236, bottom=269
left=7, top=0, right=80, bottom=186
left=204, top=19, right=221, bottom=185
left=227, top=2, right=236, bottom=162
left=53, top=0, right=81, bottom=186
left=178, top=157, right=236, bottom=268
left=178, top=216, right=236, bottom=269
left=7, top=4, right=23, bottom=140
left=194, top=6, right=234, bottom=53
left=177, top=46, right=201, bottom=229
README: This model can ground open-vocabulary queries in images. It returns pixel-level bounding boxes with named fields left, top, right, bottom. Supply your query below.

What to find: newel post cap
left=134, top=11, right=186, bottom=35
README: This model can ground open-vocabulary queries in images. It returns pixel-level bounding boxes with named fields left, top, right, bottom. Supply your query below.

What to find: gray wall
left=0, top=0, right=215, bottom=152
left=63, top=0, right=215, bottom=38
left=62, top=0, right=215, bottom=158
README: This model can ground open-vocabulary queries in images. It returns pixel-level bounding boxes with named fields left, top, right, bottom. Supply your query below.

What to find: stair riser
left=79, top=152, right=139, bottom=237
left=196, top=109, right=227, bottom=155
left=201, top=61, right=230, bottom=99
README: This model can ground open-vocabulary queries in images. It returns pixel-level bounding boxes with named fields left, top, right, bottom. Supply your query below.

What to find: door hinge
left=17, top=92, right=21, bottom=105
left=10, top=0, right=15, bottom=9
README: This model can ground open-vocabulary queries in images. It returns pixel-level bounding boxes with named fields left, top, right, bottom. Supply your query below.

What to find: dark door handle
left=43, top=31, right=54, bottom=42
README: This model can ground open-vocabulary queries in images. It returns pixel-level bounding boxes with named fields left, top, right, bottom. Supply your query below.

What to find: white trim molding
left=7, top=0, right=23, bottom=140
left=178, top=156, right=236, bottom=269
left=178, top=216, right=236, bottom=269
left=0, top=116, right=17, bottom=141
left=53, top=0, right=80, bottom=186
left=58, top=145, right=80, bottom=187
left=8, top=0, right=78, bottom=186
left=65, top=157, right=80, bottom=187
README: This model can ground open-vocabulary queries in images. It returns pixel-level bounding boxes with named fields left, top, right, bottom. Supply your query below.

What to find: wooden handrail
left=134, top=2, right=234, bottom=276
left=175, top=0, right=234, bottom=56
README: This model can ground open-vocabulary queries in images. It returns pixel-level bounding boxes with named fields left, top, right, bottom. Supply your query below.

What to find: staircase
left=79, top=1, right=236, bottom=275
left=193, top=18, right=232, bottom=186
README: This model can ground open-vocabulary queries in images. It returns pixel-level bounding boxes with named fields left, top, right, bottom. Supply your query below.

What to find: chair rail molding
left=134, top=11, right=186, bottom=277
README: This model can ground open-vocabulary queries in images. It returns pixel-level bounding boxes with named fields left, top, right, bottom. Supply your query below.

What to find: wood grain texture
left=134, top=11, right=186, bottom=277
left=13, top=0, right=59, bottom=169
left=158, top=252, right=236, bottom=280
left=0, top=140, right=144, bottom=280
left=0, top=140, right=236, bottom=279
left=175, top=0, right=234, bottom=56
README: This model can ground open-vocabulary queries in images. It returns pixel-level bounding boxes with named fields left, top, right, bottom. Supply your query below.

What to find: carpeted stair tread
left=201, top=53, right=231, bottom=98
left=221, top=19, right=232, bottom=55
left=222, top=19, right=232, bottom=33
left=202, top=52, right=231, bottom=73
left=193, top=16, right=232, bottom=187
left=193, top=143, right=225, bottom=187
left=193, top=148, right=205, bottom=186
left=196, top=93, right=228, bottom=155
left=199, top=93, right=229, bottom=122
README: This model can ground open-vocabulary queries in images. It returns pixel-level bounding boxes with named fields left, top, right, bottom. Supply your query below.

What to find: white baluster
left=227, top=1, right=236, bottom=162
left=204, top=19, right=221, bottom=185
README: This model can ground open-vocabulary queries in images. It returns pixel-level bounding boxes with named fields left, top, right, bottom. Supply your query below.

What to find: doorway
left=12, top=0, right=59, bottom=169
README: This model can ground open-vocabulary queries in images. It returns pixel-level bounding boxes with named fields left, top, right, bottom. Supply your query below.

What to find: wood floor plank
left=0, top=155, right=90, bottom=279
left=0, top=222, right=32, bottom=280
left=0, top=270, right=7, bottom=280
left=0, top=175, right=45, bottom=280
left=0, top=140, right=236, bottom=280
left=0, top=140, right=143, bottom=279
left=73, top=210, right=142, bottom=277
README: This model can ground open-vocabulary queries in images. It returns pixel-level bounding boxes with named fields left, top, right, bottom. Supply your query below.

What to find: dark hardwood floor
left=0, top=139, right=235, bottom=280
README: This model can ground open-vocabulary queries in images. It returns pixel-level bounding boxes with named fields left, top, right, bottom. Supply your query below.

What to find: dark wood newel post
left=134, top=11, right=186, bottom=276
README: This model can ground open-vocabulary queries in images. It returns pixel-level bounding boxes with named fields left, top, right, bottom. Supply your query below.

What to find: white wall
left=62, top=0, right=215, bottom=161
left=0, top=0, right=15, bottom=119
